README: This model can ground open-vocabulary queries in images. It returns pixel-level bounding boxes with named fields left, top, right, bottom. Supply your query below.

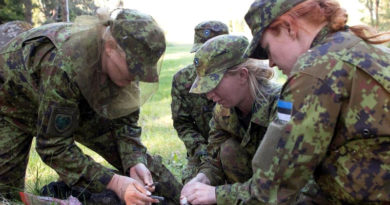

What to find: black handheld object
left=150, top=195, right=165, bottom=201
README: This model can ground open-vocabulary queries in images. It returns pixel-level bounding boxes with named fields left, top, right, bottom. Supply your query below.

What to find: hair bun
left=329, top=8, right=348, bottom=31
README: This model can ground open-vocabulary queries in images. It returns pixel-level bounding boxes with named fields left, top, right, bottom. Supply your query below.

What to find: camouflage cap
left=190, top=35, right=248, bottom=94
left=111, top=9, right=166, bottom=82
left=244, top=0, right=306, bottom=59
left=190, top=21, right=229, bottom=53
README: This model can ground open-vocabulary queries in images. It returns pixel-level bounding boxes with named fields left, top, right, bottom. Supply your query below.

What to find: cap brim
left=244, top=29, right=268, bottom=59
left=127, top=59, right=160, bottom=83
left=190, top=43, right=202, bottom=53
left=189, top=71, right=225, bottom=94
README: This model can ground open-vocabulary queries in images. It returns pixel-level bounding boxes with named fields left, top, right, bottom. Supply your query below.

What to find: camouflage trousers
left=0, top=117, right=182, bottom=204
left=181, top=156, right=201, bottom=184
left=219, top=137, right=253, bottom=183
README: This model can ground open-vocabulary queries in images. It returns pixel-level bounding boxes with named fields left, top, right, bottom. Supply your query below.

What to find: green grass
left=19, top=43, right=287, bottom=202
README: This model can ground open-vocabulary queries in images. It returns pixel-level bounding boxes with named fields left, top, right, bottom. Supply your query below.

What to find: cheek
left=216, top=79, right=241, bottom=102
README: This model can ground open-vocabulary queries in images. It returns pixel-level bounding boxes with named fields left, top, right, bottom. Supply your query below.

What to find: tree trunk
left=366, top=0, right=374, bottom=26
left=375, top=0, right=380, bottom=28
left=24, top=0, right=32, bottom=24
left=61, top=0, right=69, bottom=22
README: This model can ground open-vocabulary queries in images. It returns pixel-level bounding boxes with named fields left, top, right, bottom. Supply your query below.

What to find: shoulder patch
left=277, top=100, right=292, bottom=123
left=47, top=106, right=79, bottom=137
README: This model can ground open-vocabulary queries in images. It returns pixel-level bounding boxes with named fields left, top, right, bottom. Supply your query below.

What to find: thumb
left=143, top=171, right=153, bottom=186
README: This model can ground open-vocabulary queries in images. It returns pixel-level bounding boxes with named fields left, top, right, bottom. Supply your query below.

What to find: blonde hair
left=268, top=0, right=390, bottom=44
left=227, top=58, right=274, bottom=103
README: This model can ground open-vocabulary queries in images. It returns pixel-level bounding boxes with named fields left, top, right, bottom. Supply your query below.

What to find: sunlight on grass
left=164, top=51, right=192, bottom=60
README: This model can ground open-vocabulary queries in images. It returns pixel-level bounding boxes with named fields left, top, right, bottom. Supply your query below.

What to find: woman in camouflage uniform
left=171, top=20, right=229, bottom=184
left=238, top=0, right=390, bottom=204
left=180, top=34, right=281, bottom=204
left=0, top=9, right=181, bottom=204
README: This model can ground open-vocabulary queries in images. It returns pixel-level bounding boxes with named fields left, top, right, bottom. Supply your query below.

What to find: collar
left=310, top=26, right=332, bottom=48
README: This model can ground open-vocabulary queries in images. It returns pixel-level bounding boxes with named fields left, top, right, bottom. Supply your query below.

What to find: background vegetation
left=2, top=0, right=390, bottom=31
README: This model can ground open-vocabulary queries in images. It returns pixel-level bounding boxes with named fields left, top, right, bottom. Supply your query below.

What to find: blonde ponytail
left=228, top=58, right=274, bottom=103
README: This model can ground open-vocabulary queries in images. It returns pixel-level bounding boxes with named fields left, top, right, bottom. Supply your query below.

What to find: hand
left=181, top=182, right=216, bottom=205
left=107, top=174, right=158, bottom=205
left=130, top=163, right=155, bottom=192
left=181, top=173, right=215, bottom=205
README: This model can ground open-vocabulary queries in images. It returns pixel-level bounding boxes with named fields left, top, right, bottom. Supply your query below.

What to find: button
left=363, top=129, right=370, bottom=136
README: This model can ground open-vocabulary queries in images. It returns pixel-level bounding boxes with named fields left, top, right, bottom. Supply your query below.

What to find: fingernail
left=146, top=191, right=151, bottom=195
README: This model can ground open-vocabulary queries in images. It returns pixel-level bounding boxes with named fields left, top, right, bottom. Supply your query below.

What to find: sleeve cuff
left=199, top=169, right=221, bottom=186
left=63, top=162, right=115, bottom=193
left=123, top=152, right=148, bottom=174
left=216, top=182, right=262, bottom=205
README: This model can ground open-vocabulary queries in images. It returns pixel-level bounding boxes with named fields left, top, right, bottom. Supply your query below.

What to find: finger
left=143, top=170, right=154, bottom=186
left=137, top=194, right=159, bottom=204
left=134, top=180, right=150, bottom=195
left=187, top=192, right=198, bottom=204
left=145, top=185, right=155, bottom=192
left=125, top=192, right=159, bottom=204
left=181, top=183, right=195, bottom=196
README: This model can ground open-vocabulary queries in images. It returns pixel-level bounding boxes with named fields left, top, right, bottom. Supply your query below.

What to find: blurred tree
left=24, top=0, right=33, bottom=23
left=227, top=19, right=246, bottom=33
left=37, top=0, right=98, bottom=24
left=0, top=0, right=25, bottom=23
left=359, top=0, right=390, bottom=31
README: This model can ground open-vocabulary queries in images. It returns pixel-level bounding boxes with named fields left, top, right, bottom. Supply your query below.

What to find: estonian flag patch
left=277, top=100, right=292, bottom=122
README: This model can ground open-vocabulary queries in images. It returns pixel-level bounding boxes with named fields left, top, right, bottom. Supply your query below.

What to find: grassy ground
left=17, top=43, right=286, bottom=202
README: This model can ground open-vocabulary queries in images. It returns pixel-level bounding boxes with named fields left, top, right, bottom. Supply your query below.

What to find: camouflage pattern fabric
left=171, top=21, right=228, bottom=183
left=244, top=0, right=306, bottom=59
left=0, top=21, right=32, bottom=50
left=190, top=21, right=229, bottom=53
left=0, top=21, right=180, bottom=201
left=112, top=9, right=166, bottom=82
left=190, top=35, right=249, bottom=94
left=199, top=81, right=281, bottom=204
left=235, top=28, right=390, bottom=204
left=171, top=64, right=214, bottom=183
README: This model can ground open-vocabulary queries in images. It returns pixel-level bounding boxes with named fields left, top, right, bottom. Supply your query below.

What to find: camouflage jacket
left=197, top=81, right=281, bottom=204
left=0, top=23, right=147, bottom=192
left=171, top=64, right=214, bottom=159
left=233, top=29, right=390, bottom=204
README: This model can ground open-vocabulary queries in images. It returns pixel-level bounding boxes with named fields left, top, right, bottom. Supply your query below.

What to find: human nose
left=206, top=92, right=214, bottom=100
left=206, top=91, right=218, bottom=102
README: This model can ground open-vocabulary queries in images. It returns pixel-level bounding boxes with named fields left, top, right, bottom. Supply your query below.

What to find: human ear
left=239, top=67, right=249, bottom=84
left=104, top=39, right=117, bottom=56
left=285, top=22, right=298, bottom=39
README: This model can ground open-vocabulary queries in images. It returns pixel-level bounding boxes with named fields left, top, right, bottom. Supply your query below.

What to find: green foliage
left=359, top=0, right=390, bottom=31
left=67, top=0, right=98, bottom=21
left=36, top=0, right=98, bottom=24
left=0, top=0, right=25, bottom=23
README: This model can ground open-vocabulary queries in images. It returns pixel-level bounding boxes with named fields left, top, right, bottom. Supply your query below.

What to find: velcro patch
left=47, top=106, right=79, bottom=137
left=277, top=100, right=292, bottom=123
